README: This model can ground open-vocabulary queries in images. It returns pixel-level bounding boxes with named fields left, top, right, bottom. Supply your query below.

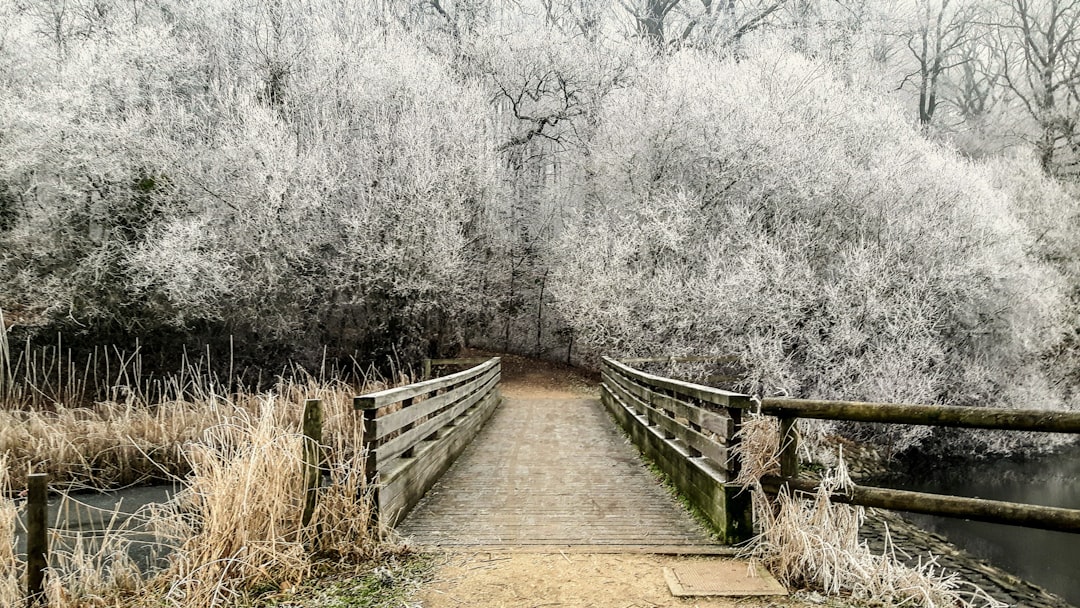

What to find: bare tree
left=995, top=0, right=1080, bottom=175
left=899, top=0, right=980, bottom=126
left=949, top=34, right=1001, bottom=119
left=619, top=0, right=790, bottom=50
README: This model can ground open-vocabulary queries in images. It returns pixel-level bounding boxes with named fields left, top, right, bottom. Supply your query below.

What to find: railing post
left=358, top=398, right=380, bottom=527
left=778, top=414, right=800, bottom=479
left=422, top=359, right=431, bottom=381
left=301, top=398, right=323, bottom=527
left=724, top=397, right=753, bottom=543
left=26, top=472, right=48, bottom=607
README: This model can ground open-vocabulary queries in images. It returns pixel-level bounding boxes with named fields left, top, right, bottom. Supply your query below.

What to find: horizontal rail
left=356, top=358, right=498, bottom=409
left=761, top=475, right=1080, bottom=534
left=602, top=357, right=748, bottom=409
left=426, top=357, right=492, bottom=366
left=357, top=357, right=503, bottom=526
left=761, top=397, right=1080, bottom=433
left=618, top=355, right=740, bottom=365
left=374, top=365, right=500, bottom=440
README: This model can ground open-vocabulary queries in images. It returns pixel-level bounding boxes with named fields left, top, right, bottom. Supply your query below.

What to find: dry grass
left=1, top=387, right=396, bottom=608
left=733, top=414, right=1006, bottom=608
left=0, top=319, right=405, bottom=607
left=0, top=454, right=21, bottom=604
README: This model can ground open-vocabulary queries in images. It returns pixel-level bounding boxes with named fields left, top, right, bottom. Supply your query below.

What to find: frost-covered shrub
left=0, top=3, right=503, bottom=364
left=547, top=44, right=1068, bottom=453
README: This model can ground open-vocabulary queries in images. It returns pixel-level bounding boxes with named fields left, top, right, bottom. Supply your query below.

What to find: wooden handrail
left=761, top=475, right=1080, bottom=534
left=601, top=357, right=748, bottom=408
left=356, top=358, right=498, bottom=409
left=355, top=357, right=502, bottom=526
left=606, top=354, right=1080, bottom=535
left=761, top=397, right=1080, bottom=433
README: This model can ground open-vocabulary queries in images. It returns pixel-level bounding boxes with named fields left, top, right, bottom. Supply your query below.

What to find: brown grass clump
left=0, top=454, right=22, bottom=606
left=734, top=413, right=1006, bottom=608
left=1, top=326, right=398, bottom=607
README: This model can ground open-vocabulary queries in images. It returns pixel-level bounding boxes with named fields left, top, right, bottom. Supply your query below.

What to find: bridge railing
left=759, top=396, right=1080, bottom=533
left=607, top=355, right=1080, bottom=534
left=354, top=357, right=501, bottom=525
left=600, top=356, right=754, bottom=543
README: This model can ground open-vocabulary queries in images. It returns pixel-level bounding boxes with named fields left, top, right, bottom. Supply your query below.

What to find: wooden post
left=778, top=414, right=800, bottom=479
left=422, top=359, right=431, bottom=381
left=301, top=399, right=323, bottom=527
left=725, top=406, right=742, bottom=480
left=359, top=399, right=380, bottom=527
left=26, top=473, right=47, bottom=607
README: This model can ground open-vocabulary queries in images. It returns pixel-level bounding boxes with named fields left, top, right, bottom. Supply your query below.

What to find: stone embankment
left=860, top=509, right=1072, bottom=608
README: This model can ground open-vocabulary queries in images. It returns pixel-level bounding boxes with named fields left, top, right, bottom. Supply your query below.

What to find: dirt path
left=415, top=551, right=858, bottom=608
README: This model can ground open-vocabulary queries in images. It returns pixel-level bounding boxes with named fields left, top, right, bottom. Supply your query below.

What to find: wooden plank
left=376, top=365, right=499, bottom=438
left=603, top=357, right=750, bottom=409
left=603, top=368, right=732, bottom=439
left=601, top=384, right=752, bottom=543
left=427, top=357, right=492, bottom=367
left=355, top=358, right=499, bottom=409
left=377, top=372, right=499, bottom=466
left=380, top=390, right=501, bottom=525
left=604, top=375, right=728, bottom=468
left=301, top=398, right=323, bottom=527
left=760, top=475, right=1080, bottom=533
left=761, top=398, right=1080, bottom=433
left=619, top=355, right=740, bottom=365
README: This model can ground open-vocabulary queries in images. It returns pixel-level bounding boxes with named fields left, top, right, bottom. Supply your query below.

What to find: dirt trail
left=415, top=552, right=841, bottom=608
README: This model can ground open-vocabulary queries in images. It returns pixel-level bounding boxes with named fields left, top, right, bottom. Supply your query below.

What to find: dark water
left=881, top=443, right=1080, bottom=606
left=14, top=484, right=182, bottom=571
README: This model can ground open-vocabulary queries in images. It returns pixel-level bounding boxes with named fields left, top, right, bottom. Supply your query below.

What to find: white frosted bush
left=547, top=43, right=1068, bottom=453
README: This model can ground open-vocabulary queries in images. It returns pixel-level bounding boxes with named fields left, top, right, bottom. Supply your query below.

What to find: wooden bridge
left=353, top=355, right=1080, bottom=552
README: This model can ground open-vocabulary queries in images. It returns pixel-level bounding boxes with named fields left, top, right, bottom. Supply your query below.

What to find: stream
left=13, top=483, right=182, bottom=572
left=881, top=442, right=1080, bottom=606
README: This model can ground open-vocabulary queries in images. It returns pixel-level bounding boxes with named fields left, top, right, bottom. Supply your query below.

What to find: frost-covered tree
left=545, top=43, right=1068, bottom=452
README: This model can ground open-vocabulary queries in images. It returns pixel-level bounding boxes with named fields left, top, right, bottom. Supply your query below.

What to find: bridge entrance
left=396, top=356, right=722, bottom=551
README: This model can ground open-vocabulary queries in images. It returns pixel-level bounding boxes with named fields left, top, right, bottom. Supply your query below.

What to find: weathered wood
left=375, top=372, right=499, bottom=466
left=427, top=357, right=492, bottom=367
left=375, top=365, right=499, bottom=438
left=618, top=355, right=740, bottom=365
left=602, top=368, right=732, bottom=438
left=604, top=357, right=750, bottom=409
left=761, top=398, right=1080, bottom=433
left=422, top=358, right=432, bottom=380
left=603, top=371, right=728, bottom=468
left=301, top=399, right=323, bottom=527
left=380, top=389, right=501, bottom=525
left=760, top=475, right=1080, bottom=534
left=601, top=381, right=752, bottom=543
left=26, top=472, right=47, bottom=607
left=778, top=415, right=799, bottom=479
left=355, top=358, right=499, bottom=409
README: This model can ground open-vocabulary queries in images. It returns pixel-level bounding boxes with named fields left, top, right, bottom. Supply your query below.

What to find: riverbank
left=861, top=508, right=1072, bottom=607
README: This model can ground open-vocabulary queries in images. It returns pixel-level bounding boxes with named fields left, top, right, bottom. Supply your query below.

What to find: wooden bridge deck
left=396, top=394, right=722, bottom=550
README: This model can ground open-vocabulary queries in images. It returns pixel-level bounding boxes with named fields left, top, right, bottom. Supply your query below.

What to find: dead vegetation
left=734, top=414, right=1007, bottom=608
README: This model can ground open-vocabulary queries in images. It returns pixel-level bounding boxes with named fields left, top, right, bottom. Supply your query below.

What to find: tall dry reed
left=1, top=321, right=397, bottom=606
left=734, top=414, right=1006, bottom=607
left=0, top=454, right=21, bottom=607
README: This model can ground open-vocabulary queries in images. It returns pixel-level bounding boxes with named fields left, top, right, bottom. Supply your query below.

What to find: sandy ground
left=462, top=350, right=599, bottom=399
left=415, top=551, right=853, bottom=608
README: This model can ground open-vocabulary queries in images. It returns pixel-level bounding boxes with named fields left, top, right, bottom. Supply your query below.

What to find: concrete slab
left=663, top=560, right=788, bottom=597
